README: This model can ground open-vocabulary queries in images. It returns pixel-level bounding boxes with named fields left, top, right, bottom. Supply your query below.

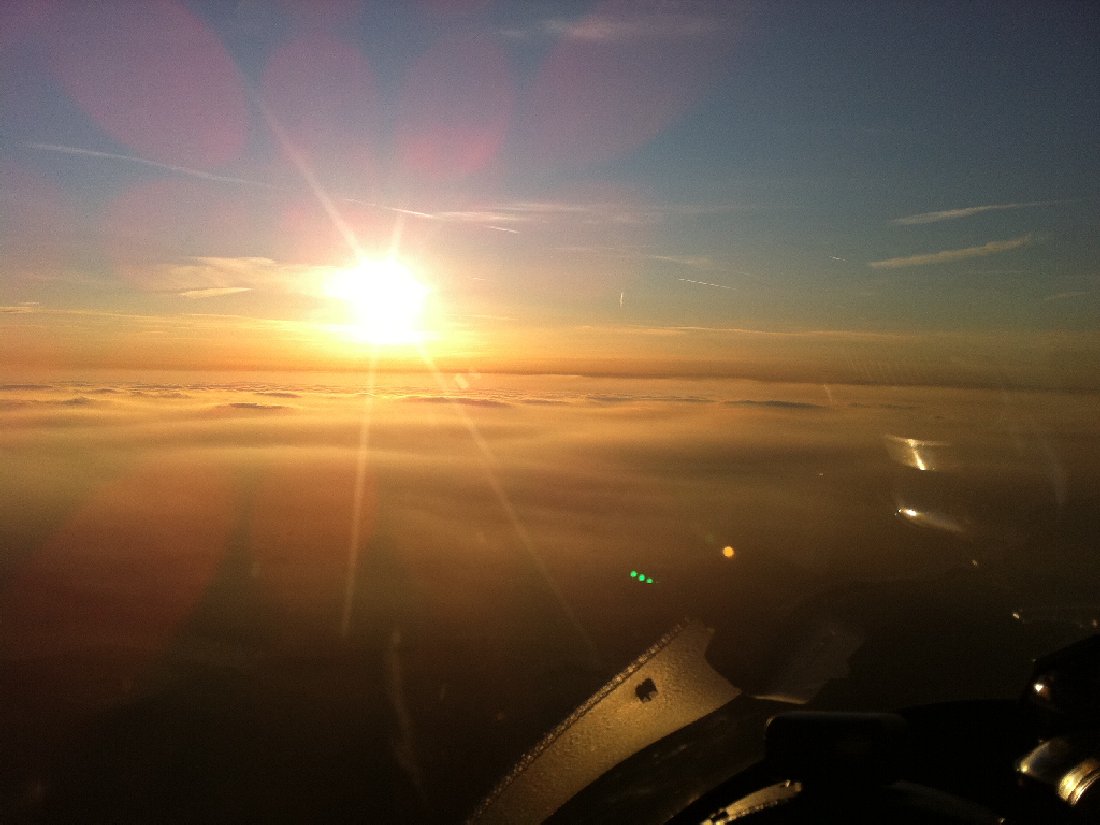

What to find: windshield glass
left=2, top=1, right=1098, bottom=821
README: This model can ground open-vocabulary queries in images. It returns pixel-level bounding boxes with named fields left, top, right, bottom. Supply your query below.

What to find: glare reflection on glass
left=1058, top=757, right=1100, bottom=806
left=885, top=435, right=952, bottom=472
left=1008, top=606, right=1100, bottom=631
left=721, top=545, right=736, bottom=559
left=894, top=505, right=966, bottom=533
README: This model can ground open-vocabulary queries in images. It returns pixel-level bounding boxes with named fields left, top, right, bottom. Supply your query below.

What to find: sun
left=324, top=257, right=431, bottom=346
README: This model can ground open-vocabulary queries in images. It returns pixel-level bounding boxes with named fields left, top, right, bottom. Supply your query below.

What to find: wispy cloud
left=1043, top=290, right=1092, bottom=302
left=341, top=200, right=435, bottom=220
left=179, top=287, right=254, bottom=299
left=188, top=257, right=288, bottom=278
left=23, top=143, right=737, bottom=246
left=502, top=3, right=733, bottom=43
left=869, top=235, right=1033, bottom=269
left=555, top=246, right=722, bottom=271
left=222, top=402, right=289, bottom=411
left=725, top=399, right=824, bottom=410
left=150, top=257, right=334, bottom=296
left=382, top=206, right=434, bottom=219
left=339, top=199, right=744, bottom=235
left=892, top=202, right=1046, bottom=225
left=653, top=254, right=714, bottom=269
left=501, top=200, right=741, bottom=224
left=543, top=15, right=714, bottom=42
left=337, top=205, right=528, bottom=234
left=26, top=142, right=271, bottom=188
left=401, top=396, right=511, bottom=409
left=433, top=209, right=527, bottom=225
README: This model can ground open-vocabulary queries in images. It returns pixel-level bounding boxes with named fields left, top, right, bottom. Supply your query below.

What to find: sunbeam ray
left=416, top=344, right=603, bottom=673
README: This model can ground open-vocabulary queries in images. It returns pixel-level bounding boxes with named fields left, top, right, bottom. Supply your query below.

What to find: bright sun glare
left=324, top=257, right=431, bottom=346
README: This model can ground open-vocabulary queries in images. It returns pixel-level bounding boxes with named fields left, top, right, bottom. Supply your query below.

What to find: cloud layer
left=1, top=373, right=1097, bottom=819
left=870, top=235, right=1033, bottom=269
left=892, top=202, right=1046, bottom=225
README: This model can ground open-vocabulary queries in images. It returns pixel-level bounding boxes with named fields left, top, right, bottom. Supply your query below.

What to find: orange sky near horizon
left=2, top=2, right=1097, bottom=395
left=4, top=303, right=1099, bottom=393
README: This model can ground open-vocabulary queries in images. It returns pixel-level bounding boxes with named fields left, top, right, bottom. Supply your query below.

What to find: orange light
left=324, top=256, right=431, bottom=346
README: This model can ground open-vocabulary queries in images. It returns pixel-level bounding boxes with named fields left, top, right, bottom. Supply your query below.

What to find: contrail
left=678, top=277, right=735, bottom=290
left=26, top=141, right=445, bottom=229
left=25, top=142, right=273, bottom=187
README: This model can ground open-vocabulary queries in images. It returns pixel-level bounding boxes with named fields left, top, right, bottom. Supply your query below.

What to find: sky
left=2, top=0, right=1098, bottom=385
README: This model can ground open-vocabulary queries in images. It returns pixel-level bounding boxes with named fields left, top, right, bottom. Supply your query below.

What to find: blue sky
left=2, top=0, right=1098, bottom=376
